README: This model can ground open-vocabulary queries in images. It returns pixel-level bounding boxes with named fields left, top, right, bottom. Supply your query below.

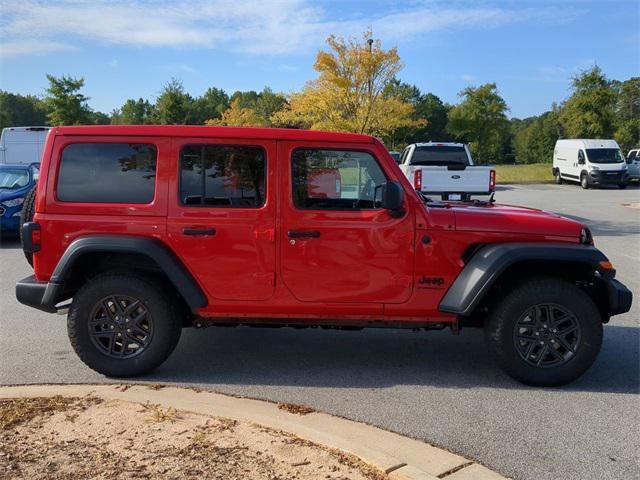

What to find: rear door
left=279, top=141, right=415, bottom=304
left=166, top=137, right=276, bottom=301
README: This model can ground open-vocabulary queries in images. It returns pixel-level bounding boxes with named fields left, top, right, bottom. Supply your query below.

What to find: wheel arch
left=439, top=243, right=611, bottom=320
left=47, top=236, right=207, bottom=311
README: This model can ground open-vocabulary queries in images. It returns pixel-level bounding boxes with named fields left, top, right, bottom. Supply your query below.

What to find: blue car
left=0, top=164, right=39, bottom=235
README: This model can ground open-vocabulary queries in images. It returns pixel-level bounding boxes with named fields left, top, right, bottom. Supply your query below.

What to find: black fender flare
left=44, top=235, right=207, bottom=310
left=439, top=243, right=608, bottom=316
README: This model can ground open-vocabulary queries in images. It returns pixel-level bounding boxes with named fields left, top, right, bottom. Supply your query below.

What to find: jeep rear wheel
left=68, top=273, right=182, bottom=377
left=484, top=277, right=602, bottom=386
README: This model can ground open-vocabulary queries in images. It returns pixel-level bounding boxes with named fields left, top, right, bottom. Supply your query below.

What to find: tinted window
left=180, top=145, right=265, bottom=207
left=410, top=146, right=470, bottom=166
left=57, top=143, right=157, bottom=203
left=292, top=149, right=387, bottom=210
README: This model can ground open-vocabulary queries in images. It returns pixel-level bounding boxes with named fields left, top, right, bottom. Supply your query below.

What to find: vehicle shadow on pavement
left=0, top=236, right=21, bottom=249
left=148, top=324, right=639, bottom=394
left=560, top=213, right=640, bottom=236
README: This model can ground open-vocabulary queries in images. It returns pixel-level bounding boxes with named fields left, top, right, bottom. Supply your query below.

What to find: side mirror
left=380, top=181, right=405, bottom=217
left=578, top=157, right=585, bottom=165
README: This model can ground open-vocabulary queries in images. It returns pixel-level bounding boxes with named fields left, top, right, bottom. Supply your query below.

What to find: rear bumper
left=606, top=278, right=633, bottom=316
left=15, top=275, right=62, bottom=313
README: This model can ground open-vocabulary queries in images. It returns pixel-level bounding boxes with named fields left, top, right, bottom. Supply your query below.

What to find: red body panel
left=32, top=125, right=585, bottom=323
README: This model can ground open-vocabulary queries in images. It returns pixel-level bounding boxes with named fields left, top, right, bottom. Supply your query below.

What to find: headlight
left=622, top=165, right=628, bottom=171
left=1, top=197, right=24, bottom=208
left=589, top=166, right=600, bottom=172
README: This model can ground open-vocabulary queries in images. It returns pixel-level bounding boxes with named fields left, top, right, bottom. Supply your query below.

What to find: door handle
left=183, top=227, right=216, bottom=236
left=287, top=230, right=320, bottom=238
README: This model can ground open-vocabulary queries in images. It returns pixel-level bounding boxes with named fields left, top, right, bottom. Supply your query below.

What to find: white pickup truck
left=398, top=142, right=495, bottom=201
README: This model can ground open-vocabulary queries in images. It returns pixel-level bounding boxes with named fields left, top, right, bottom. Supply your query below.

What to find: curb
left=0, top=384, right=508, bottom=480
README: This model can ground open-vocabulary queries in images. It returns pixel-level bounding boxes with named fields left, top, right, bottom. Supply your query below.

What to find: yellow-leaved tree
left=205, top=98, right=267, bottom=127
left=272, top=31, right=424, bottom=139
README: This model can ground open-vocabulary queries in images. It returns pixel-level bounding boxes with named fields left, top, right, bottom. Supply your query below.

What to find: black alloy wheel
left=88, top=295, right=154, bottom=359
left=512, top=303, right=581, bottom=368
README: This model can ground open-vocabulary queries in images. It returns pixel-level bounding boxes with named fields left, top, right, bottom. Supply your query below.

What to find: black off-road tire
left=68, top=273, right=183, bottom=377
left=484, top=277, right=602, bottom=387
left=580, top=173, right=589, bottom=189
left=19, top=187, right=37, bottom=267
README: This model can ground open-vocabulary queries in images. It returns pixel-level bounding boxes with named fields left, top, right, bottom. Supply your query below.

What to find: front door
left=280, top=142, right=415, bottom=304
left=167, top=138, right=276, bottom=302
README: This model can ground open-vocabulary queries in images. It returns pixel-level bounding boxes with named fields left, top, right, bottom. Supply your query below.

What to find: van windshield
left=586, top=148, right=624, bottom=164
left=410, top=146, right=471, bottom=166
left=0, top=169, right=29, bottom=190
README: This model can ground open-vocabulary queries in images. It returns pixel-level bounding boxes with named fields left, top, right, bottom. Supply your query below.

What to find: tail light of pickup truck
left=414, top=169, right=422, bottom=190
left=489, top=169, right=496, bottom=191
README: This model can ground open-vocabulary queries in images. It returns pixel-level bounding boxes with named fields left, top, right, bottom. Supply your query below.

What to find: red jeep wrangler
left=16, top=126, right=632, bottom=386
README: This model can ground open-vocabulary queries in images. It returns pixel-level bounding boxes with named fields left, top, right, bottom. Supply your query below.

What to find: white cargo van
left=552, top=139, right=628, bottom=189
left=0, top=127, right=51, bottom=165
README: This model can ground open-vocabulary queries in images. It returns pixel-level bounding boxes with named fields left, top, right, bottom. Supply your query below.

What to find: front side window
left=57, top=143, right=157, bottom=203
left=292, top=149, right=387, bottom=210
left=180, top=145, right=266, bottom=207
left=586, top=148, right=624, bottom=164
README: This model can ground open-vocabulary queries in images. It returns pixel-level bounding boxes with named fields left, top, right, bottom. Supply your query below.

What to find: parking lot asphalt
left=1, top=183, right=638, bottom=480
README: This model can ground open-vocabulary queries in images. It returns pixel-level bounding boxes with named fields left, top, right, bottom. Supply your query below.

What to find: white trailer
left=0, top=127, right=51, bottom=165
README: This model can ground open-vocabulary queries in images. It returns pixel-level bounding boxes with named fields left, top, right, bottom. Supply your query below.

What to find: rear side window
left=180, top=145, right=266, bottom=207
left=57, top=143, right=157, bottom=203
left=292, top=149, right=387, bottom=210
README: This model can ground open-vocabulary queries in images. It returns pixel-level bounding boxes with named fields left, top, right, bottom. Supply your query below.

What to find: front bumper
left=0, top=214, right=21, bottom=232
left=16, top=275, right=62, bottom=313
left=605, top=278, right=633, bottom=316
left=587, top=171, right=628, bottom=185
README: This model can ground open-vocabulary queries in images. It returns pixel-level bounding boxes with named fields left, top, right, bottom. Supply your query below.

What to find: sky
left=0, top=0, right=638, bottom=119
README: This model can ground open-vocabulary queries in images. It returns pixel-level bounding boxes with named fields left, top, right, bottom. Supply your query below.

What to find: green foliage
left=382, top=80, right=451, bottom=148
left=152, top=78, right=193, bottom=125
left=90, top=111, right=111, bottom=125
left=513, top=110, right=563, bottom=163
left=447, top=83, right=509, bottom=163
left=189, top=87, right=229, bottom=124
left=613, top=77, right=640, bottom=152
left=0, top=91, right=48, bottom=130
left=111, top=98, right=156, bottom=125
left=559, top=66, right=616, bottom=138
left=44, top=74, right=92, bottom=125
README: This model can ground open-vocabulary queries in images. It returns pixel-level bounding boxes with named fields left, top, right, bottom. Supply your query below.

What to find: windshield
left=0, top=169, right=29, bottom=190
left=410, top=146, right=470, bottom=166
left=585, top=148, right=624, bottom=164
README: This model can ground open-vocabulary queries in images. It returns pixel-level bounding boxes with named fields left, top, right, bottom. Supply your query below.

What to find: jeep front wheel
left=484, top=277, right=602, bottom=386
left=68, top=273, right=182, bottom=377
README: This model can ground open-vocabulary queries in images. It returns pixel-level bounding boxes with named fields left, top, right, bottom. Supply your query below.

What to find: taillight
left=32, top=228, right=41, bottom=248
left=414, top=169, right=422, bottom=190
left=489, top=169, right=496, bottom=191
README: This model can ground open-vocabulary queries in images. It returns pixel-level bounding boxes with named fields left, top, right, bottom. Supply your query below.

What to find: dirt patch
left=0, top=396, right=385, bottom=480
left=277, top=402, right=316, bottom=415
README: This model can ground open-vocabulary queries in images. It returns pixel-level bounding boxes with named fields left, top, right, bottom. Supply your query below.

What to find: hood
left=451, top=202, right=583, bottom=239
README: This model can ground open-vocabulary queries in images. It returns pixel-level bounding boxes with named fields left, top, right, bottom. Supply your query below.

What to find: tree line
left=1, top=32, right=637, bottom=163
